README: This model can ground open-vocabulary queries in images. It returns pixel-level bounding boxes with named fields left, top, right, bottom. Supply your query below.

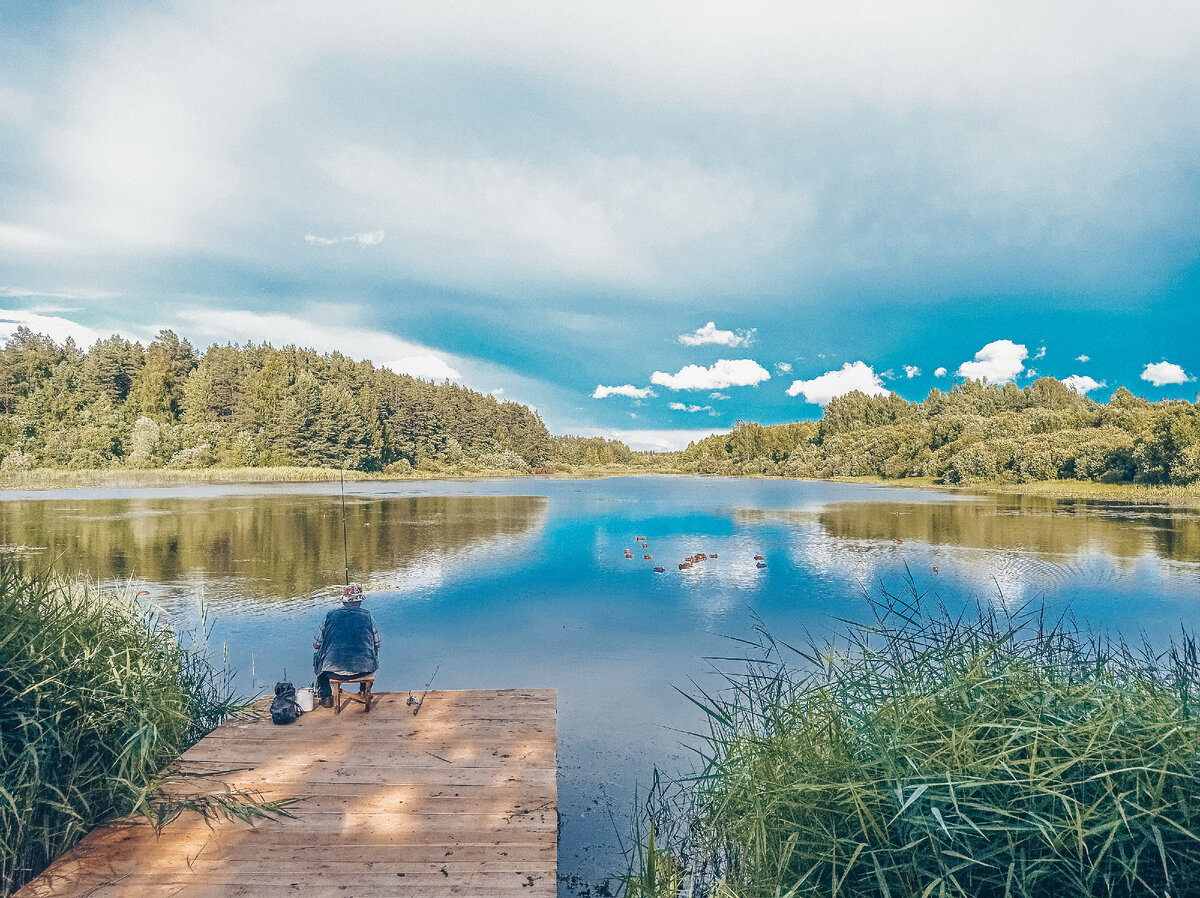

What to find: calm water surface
left=4, top=476, right=1200, bottom=894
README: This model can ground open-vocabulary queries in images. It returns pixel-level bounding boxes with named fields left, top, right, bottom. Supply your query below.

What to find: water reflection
left=737, top=497, right=1200, bottom=564
left=0, top=494, right=548, bottom=602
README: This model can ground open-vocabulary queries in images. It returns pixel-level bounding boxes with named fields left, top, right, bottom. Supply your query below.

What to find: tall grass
left=0, top=562, right=247, bottom=896
left=628, top=584, right=1200, bottom=897
left=0, top=465, right=374, bottom=490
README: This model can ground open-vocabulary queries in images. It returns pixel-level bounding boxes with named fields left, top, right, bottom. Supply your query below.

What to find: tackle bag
left=270, top=681, right=302, bottom=725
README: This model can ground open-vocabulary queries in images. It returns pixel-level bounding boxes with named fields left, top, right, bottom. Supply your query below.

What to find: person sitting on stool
left=313, top=583, right=380, bottom=708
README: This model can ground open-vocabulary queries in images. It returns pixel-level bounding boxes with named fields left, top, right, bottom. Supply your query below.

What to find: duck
left=643, top=554, right=652, bottom=560
left=753, top=554, right=765, bottom=561
left=653, top=566, right=665, bottom=573
left=756, top=561, right=768, bottom=569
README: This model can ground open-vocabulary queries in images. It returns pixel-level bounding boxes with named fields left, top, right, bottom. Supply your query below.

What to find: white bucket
left=295, top=687, right=316, bottom=712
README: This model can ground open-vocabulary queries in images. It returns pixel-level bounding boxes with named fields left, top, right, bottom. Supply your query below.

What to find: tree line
left=0, top=327, right=554, bottom=473
left=4, top=326, right=1196, bottom=486
left=676, top=378, right=1200, bottom=485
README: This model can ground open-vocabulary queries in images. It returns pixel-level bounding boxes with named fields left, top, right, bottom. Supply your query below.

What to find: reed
left=628, top=583, right=1200, bottom=897
left=0, top=563, right=253, bottom=896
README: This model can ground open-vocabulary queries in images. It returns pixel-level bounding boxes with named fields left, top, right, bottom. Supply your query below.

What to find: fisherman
left=313, top=583, right=381, bottom=708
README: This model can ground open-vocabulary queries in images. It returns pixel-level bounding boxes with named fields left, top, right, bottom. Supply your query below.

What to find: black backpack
left=270, top=681, right=302, bottom=725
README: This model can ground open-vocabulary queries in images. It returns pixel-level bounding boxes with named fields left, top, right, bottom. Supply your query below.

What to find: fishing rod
left=407, top=662, right=441, bottom=716
left=340, top=468, right=350, bottom=586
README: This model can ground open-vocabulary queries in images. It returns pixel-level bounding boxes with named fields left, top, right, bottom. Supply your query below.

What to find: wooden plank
left=165, top=763, right=557, bottom=788
left=31, top=871, right=556, bottom=886
left=40, top=837, right=554, bottom=873
left=158, top=793, right=557, bottom=817
left=16, top=690, right=557, bottom=898
left=199, top=720, right=555, bottom=739
left=177, top=746, right=554, bottom=768
left=160, top=780, right=556, bottom=802
left=20, top=879, right=555, bottom=898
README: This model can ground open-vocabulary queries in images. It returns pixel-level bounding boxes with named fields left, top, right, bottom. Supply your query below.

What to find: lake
left=4, top=475, right=1200, bottom=894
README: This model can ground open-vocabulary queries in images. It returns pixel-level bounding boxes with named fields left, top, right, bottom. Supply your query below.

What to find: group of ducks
left=677, top=551, right=716, bottom=571
left=623, top=537, right=767, bottom=573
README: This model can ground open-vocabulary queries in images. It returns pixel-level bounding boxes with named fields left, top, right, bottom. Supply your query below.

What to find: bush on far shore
left=627, top=584, right=1200, bottom=897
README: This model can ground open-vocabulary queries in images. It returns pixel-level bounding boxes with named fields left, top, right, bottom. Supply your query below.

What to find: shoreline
left=824, top=475, right=1200, bottom=506
left=0, top=466, right=1197, bottom=506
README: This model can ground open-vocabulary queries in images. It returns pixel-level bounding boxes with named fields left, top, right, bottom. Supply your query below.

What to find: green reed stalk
left=628, top=583, right=1200, bottom=897
left=0, top=562, right=247, bottom=896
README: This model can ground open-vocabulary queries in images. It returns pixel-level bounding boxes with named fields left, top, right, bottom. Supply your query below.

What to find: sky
left=1, top=2, right=1198, bottom=451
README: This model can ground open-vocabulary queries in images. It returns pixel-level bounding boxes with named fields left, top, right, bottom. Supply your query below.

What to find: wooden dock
left=18, top=689, right=557, bottom=897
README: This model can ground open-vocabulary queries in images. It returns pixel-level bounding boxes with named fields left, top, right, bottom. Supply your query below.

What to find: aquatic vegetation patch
left=627, top=584, right=1200, bottom=897
left=0, top=563, right=256, bottom=896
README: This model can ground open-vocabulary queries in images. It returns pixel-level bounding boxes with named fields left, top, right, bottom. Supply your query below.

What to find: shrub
left=628, top=585, right=1200, bottom=897
left=0, top=451, right=34, bottom=472
left=944, top=442, right=999, bottom=482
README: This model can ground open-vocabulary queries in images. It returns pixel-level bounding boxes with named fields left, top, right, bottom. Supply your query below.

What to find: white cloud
left=1076, top=354, right=1090, bottom=363
left=304, top=230, right=385, bottom=247
left=775, top=361, right=792, bottom=374
left=5, top=0, right=1199, bottom=307
left=1141, top=361, right=1193, bottom=387
left=1061, top=374, right=1105, bottom=394
left=678, top=321, right=754, bottom=347
left=903, top=365, right=920, bottom=378
left=651, top=358, right=769, bottom=391
left=591, top=428, right=722, bottom=452
left=0, top=222, right=65, bottom=253
left=490, top=388, right=504, bottom=396
left=786, top=361, right=887, bottom=405
left=593, top=384, right=655, bottom=399
left=709, top=392, right=730, bottom=400
left=322, top=144, right=764, bottom=290
left=0, top=309, right=103, bottom=347
left=1034, top=346, right=1046, bottom=360
left=669, top=402, right=713, bottom=413
left=955, top=339, right=1028, bottom=384
left=934, top=367, right=948, bottom=377
left=386, top=354, right=461, bottom=381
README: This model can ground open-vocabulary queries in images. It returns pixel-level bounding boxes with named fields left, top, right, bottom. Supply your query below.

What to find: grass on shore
left=830, top=474, right=1200, bottom=505
left=0, top=564, right=283, bottom=897
left=0, top=463, right=659, bottom=491
left=0, top=465, right=375, bottom=490
left=627, top=583, right=1200, bottom=897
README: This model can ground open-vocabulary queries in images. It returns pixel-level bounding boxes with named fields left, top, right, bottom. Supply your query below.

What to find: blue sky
left=1, top=2, right=1198, bottom=450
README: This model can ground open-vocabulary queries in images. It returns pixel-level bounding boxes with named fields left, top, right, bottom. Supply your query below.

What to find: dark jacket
left=313, top=605, right=380, bottom=678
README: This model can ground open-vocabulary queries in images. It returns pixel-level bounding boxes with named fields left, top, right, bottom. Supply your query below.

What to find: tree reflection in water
left=0, top=494, right=548, bottom=603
